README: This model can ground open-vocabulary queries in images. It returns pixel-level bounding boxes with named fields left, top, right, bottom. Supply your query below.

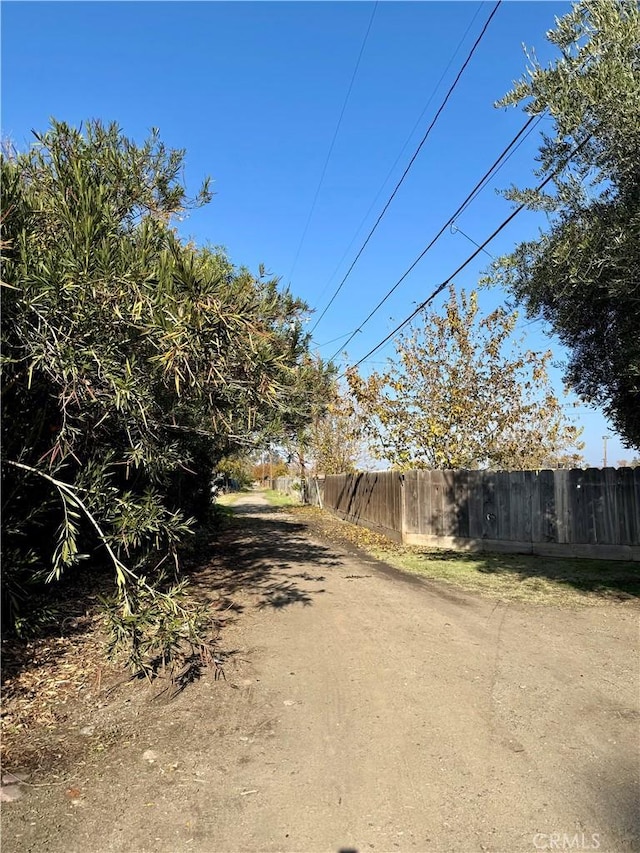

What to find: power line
left=312, top=330, right=359, bottom=348
left=450, top=223, right=495, bottom=258
left=311, top=1, right=485, bottom=309
left=323, top=112, right=542, bottom=355
left=309, top=0, right=502, bottom=336
left=455, top=110, right=542, bottom=220
left=340, top=132, right=593, bottom=377
left=329, top=113, right=539, bottom=360
left=286, top=2, right=379, bottom=285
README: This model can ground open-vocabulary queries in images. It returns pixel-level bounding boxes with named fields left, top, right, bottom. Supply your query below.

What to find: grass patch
left=262, top=489, right=301, bottom=508
left=215, top=492, right=244, bottom=507
left=290, top=506, right=639, bottom=607
left=377, top=549, right=640, bottom=606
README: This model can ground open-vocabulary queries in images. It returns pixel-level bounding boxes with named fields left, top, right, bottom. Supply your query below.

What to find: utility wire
left=329, top=113, right=539, bottom=360
left=450, top=223, right=495, bottom=258
left=312, top=1, right=484, bottom=309
left=309, top=0, right=502, bottom=336
left=286, top=2, right=379, bottom=285
left=312, top=330, right=359, bottom=348
left=340, top=132, right=593, bottom=377
left=454, top=110, right=543, bottom=220
left=322, top=112, right=542, bottom=353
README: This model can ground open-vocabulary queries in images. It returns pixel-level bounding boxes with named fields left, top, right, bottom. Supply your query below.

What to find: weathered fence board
left=319, top=471, right=403, bottom=541
left=298, top=467, right=640, bottom=561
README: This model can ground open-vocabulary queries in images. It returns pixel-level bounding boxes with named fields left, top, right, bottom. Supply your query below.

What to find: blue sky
left=2, top=1, right=633, bottom=466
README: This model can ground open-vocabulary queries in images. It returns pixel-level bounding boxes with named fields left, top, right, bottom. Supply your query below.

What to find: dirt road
left=4, top=493, right=639, bottom=853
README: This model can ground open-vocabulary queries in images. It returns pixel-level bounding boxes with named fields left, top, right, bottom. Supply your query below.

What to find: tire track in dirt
left=3, top=492, right=638, bottom=853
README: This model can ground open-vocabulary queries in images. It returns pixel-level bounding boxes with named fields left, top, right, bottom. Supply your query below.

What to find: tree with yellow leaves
left=307, top=385, right=363, bottom=476
left=347, top=286, right=583, bottom=471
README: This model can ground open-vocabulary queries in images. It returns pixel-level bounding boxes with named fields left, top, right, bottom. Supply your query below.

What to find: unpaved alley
left=3, top=493, right=639, bottom=853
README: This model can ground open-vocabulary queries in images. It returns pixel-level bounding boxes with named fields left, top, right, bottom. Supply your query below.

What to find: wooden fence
left=271, top=476, right=303, bottom=499
left=274, top=468, right=640, bottom=561
left=322, top=470, right=404, bottom=542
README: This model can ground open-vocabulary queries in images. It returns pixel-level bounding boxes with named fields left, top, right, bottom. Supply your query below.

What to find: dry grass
left=290, top=505, right=640, bottom=607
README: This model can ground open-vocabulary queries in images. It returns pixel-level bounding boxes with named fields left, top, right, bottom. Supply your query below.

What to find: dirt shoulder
left=2, top=493, right=639, bottom=853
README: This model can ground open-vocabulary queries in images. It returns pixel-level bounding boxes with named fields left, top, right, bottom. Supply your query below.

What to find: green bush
left=1, top=120, right=332, bottom=672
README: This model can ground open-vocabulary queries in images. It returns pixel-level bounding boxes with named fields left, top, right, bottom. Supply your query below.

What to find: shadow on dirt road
left=189, top=499, right=340, bottom=612
left=2, top=492, right=639, bottom=853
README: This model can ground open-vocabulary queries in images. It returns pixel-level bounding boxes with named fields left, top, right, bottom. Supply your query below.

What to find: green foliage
left=486, top=0, right=640, bottom=449
left=1, top=120, right=331, bottom=668
left=305, top=384, right=363, bottom=475
left=215, top=454, right=254, bottom=490
left=347, top=286, right=584, bottom=470
left=101, top=577, right=213, bottom=682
